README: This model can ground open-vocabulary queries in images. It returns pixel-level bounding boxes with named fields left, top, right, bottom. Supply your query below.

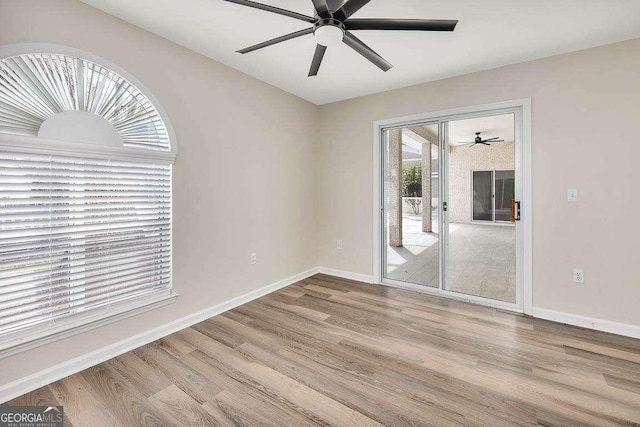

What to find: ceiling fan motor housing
left=314, top=19, right=345, bottom=46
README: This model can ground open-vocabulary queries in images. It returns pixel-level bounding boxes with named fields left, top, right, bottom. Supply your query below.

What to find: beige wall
left=449, top=141, right=515, bottom=223
left=0, top=0, right=318, bottom=385
left=317, top=37, right=640, bottom=327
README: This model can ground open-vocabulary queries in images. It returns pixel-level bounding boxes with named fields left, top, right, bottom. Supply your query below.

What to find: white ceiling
left=79, top=0, right=640, bottom=105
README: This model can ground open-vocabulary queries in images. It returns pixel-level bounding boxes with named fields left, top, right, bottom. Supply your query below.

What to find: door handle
left=510, top=200, right=521, bottom=221
left=443, top=201, right=448, bottom=212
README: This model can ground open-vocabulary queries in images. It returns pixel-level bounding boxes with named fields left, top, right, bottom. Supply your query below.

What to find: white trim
left=0, top=42, right=178, bottom=158
left=521, top=99, right=533, bottom=315
left=382, top=276, right=522, bottom=313
left=0, top=133, right=175, bottom=164
left=532, top=307, right=640, bottom=340
left=318, top=267, right=374, bottom=284
left=373, top=98, right=533, bottom=312
left=0, top=292, right=178, bottom=359
left=372, top=120, right=382, bottom=285
left=0, top=267, right=319, bottom=404
left=374, top=98, right=532, bottom=129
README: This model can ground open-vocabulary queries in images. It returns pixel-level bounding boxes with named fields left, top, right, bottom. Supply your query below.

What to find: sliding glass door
left=380, top=109, right=523, bottom=309
left=472, top=171, right=493, bottom=221
left=472, top=170, right=515, bottom=223
left=442, top=113, right=517, bottom=303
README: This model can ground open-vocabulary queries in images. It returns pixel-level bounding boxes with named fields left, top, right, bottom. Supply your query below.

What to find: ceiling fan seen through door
left=223, top=0, right=458, bottom=76
left=460, top=132, right=505, bottom=147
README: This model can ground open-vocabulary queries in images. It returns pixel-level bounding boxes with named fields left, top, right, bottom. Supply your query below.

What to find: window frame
left=0, top=44, right=178, bottom=358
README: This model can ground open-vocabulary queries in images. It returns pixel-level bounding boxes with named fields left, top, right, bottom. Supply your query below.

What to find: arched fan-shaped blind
left=0, top=53, right=170, bottom=151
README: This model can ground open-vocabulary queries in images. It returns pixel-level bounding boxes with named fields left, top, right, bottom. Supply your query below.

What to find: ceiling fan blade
left=326, top=0, right=345, bottom=9
left=482, top=137, right=501, bottom=141
left=222, top=0, right=315, bottom=23
left=309, top=45, right=327, bottom=76
left=478, top=142, right=491, bottom=146
left=333, top=0, right=370, bottom=21
left=342, top=31, right=392, bottom=72
left=311, top=0, right=331, bottom=18
left=237, top=28, right=314, bottom=54
left=484, top=139, right=505, bottom=143
left=345, top=19, right=458, bottom=31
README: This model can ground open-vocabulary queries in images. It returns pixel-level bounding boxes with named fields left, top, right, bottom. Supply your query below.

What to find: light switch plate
left=567, top=188, right=578, bottom=202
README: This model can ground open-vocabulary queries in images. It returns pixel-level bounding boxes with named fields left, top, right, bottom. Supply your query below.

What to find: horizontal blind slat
left=0, top=225, right=171, bottom=249
left=0, top=269, right=171, bottom=307
left=0, top=235, right=170, bottom=264
left=0, top=231, right=171, bottom=256
left=0, top=246, right=170, bottom=292
left=0, top=219, right=171, bottom=240
left=0, top=149, right=172, bottom=340
left=0, top=205, right=170, bottom=221
left=0, top=200, right=170, bottom=211
left=0, top=283, right=171, bottom=334
left=0, top=245, right=171, bottom=279
left=0, top=271, right=171, bottom=316
left=1, top=262, right=171, bottom=299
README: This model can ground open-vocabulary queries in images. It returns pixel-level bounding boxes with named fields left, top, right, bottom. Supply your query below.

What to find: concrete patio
left=385, top=216, right=515, bottom=303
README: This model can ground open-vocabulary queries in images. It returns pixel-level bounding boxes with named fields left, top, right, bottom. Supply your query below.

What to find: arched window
left=0, top=45, right=177, bottom=356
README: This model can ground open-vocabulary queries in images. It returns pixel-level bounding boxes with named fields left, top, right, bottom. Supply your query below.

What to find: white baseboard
left=532, top=307, right=640, bottom=340
left=317, top=267, right=374, bottom=284
left=0, top=267, right=320, bottom=404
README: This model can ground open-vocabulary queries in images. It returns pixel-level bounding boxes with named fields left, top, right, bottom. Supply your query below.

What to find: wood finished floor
left=6, top=274, right=640, bottom=426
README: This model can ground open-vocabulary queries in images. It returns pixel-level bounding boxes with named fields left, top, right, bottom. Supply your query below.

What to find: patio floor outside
left=385, top=215, right=516, bottom=303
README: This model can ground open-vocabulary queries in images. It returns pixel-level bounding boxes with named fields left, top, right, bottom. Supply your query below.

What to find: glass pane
left=472, top=171, right=493, bottom=221
left=495, top=170, right=515, bottom=222
left=383, top=124, right=439, bottom=288
left=445, top=113, right=516, bottom=303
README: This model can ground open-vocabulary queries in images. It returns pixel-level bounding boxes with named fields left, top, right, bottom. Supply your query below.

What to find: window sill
left=0, top=291, right=178, bottom=359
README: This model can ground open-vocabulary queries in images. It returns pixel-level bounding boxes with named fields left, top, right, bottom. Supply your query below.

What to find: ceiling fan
left=223, top=0, right=458, bottom=76
left=460, top=132, right=505, bottom=146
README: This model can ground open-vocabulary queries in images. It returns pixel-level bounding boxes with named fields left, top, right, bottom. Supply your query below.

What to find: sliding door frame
left=373, top=99, right=532, bottom=314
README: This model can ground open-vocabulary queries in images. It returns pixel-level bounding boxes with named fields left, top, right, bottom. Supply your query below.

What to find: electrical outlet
left=567, top=188, right=578, bottom=202
left=573, top=268, right=584, bottom=283
left=250, top=253, right=256, bottom=265
left=337, top=240, right=343, bottom=250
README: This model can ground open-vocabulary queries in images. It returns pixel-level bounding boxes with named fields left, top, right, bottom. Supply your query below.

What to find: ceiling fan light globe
left=314, top=25, right=344, bottom=46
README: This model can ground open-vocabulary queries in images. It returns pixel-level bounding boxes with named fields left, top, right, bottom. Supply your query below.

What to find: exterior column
left=388, top=129, right=403, bottom=247
left=422, top=142, right=432, bottom=233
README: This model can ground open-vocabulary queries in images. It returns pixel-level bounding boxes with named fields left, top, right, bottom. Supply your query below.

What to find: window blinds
left=0, top=53, right=171, bottom=152
left=0, top=151, right=172, bottom=340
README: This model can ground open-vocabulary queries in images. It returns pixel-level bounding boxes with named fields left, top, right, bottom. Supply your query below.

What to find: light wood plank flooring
left=6, top=274, right=640, bottom=426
